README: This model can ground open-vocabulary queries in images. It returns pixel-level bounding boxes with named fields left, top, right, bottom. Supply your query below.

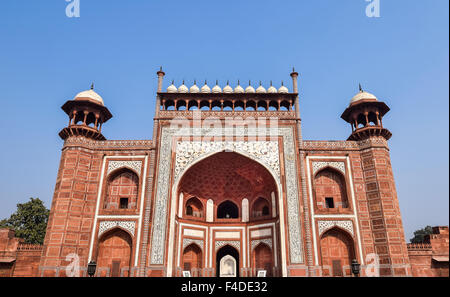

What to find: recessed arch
left=313, top=167, right=349, bottom=210
left=185, top=196, right=204, bottom=218
left=319, top=227, right=355, bottom=277
left=217, top=200, right=239, bottom=219
left=182, top=243, right=203, bottom=273
left=96, top=228, right=133, bottom=277
left=104, top=168, right=139, bottom=210
left=168, top=148, right=287, bottom=277
left=252, top=242, right=273, bottom=276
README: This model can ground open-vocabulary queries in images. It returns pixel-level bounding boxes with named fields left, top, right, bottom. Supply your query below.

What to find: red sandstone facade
left=1, top=70, right=447, bottom=277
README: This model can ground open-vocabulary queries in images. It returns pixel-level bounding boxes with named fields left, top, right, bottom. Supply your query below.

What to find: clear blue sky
left=0, top=0, right=448, bottom=240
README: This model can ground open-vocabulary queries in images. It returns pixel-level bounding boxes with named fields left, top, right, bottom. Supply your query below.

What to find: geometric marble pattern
left=317, top=220, right=354, bottom=237
left=98, top=221, right=136, bottom=237
left=107, top=160, right=142, bottom=177
left=312, top=161, right=346, bottom=176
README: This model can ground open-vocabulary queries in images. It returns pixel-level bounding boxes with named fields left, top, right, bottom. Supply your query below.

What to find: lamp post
left=351, top=259, right=361, bottom=277
left=87, top=261, right=97, bottom=277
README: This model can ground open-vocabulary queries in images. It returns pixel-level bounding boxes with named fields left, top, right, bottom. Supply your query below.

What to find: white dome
left=245, top=82, right=255, bottom=93
left=178, top=82, right=189, bottom=93
left=201, top=82, right=211, bottom=93
left=212, top=81, right=222, bottom=93
left=350, top=91, right=377, bottom=104
left=167, top=82, right=177, bottom=93
left=190, top=82, right=200, bottom=93
left=256, top=83, right=266, bottom=93
left=223, top=82, right=233, bottom=93
left=74, top=89, right=104, bottom=105
left=278, top=83, right=288, bottom=93
left=267, top=86, right=277, bottom=93
left=234, top=82, right=244, bottom=93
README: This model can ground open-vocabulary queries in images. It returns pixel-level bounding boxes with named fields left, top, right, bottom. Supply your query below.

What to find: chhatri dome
left=167, top=80, right=177, bottom=93
left=278, top=81, right=288, bottom=93
left=234, top=80, right=244, bottom=93
left=74, top=84, right=104, bottom=105
left=178, top=81, right=189, bottom=93
left=350, top=84, right=378, bottom=104
left=245, top=81, right=255, bottom=93
left=223, top=81, right=233, bottom=93
left=212, top=80, right=222, bottom=93
left=189, top=80, right=200, bottom=93
left=201, top=81, right=211, bottom=93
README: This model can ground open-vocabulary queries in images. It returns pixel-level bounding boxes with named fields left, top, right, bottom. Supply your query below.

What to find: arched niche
left=96, top=228, right=132, bottom=277
left=217, top=200, right=239, bottom=219
left=182, top=243, right=203, bottom=272
left=319, top=227, right=355, bottom=277
left=251, top=197, right=271, bottom=219
left=185, top=196, right=204, bottom=218
left=103, top=168, right=139, bottom=210
left=252, top=243, right=273, bottom=276
left=313, top=167, right=349, bottom=211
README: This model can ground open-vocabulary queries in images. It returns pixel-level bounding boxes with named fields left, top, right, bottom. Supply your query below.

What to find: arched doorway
left=182, top=244, right=203, bottom=274
left=253, top=243, right=273, bottom=276
left=173, top=151, right=283, bottom=276
left=97, top=228, right=132, bottom=277
left=216, top=245, right=239, bottom=277
left=320, top=228, right=355, bottom=277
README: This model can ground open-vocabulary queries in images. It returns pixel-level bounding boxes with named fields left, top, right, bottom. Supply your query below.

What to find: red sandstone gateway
left=0, top=69, right=447, bottom=277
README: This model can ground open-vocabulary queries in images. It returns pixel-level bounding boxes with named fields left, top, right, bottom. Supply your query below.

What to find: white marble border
left=306, top=156, right=364, bottom=265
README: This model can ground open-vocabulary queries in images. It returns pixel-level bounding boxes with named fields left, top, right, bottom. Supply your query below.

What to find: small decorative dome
left=234, top=80, right=244, bottom=93
left=267, top=81, right=277, bottom=93
left=278, top=82, right=288, bottom=93
left=223, top=81, right=233, bottom=93
left=74, top=84, right=104, bottom=105
left=256, top=81, right=266, bottom=93
left=212, top=80, right=222, bottom=93
left=167, top=80, right=177, bottom=93
left=201, top=81, right=211, bottom=93
left=190, top=80, right=200, bottom=93
left=245, top=81, right=255, bottom=93
left=350, top=85, right=377, bottom=104
left=178, top=81, right=188, bottom=93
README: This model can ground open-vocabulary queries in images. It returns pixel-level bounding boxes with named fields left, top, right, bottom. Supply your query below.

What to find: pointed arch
left=313, top=166, right=349, bottom=211
left=96, top=228, right=133, bottom=277
left=319, top=227, right=356, bottom=277
left=252, top=242, right=273, bottom=276
left=103, top=168, right=139, bottom=210
left=182, top=243, right=203, bottom=272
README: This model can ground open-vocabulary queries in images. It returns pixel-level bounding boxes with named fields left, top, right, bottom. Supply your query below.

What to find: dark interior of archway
left=217, top=201, right=239, bottom=218
left=216, top=245, right=240, bottom=277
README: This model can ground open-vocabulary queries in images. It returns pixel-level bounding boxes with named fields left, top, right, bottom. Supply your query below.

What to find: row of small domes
left=166, top=81, right=289, bottom=94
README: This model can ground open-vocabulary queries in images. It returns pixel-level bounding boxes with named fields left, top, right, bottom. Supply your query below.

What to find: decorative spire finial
left=194, top=79, right=197, bottom=85
left=90, top=82, right=94, bottom=90
left=359, top=83, right=363, bottom=92
left=270, top=80, right=273, bottom=86
left=227, top=80, right=229, bottom=85
left=216, top=79, right=218, bottom=85
left=259, top=81, right=262, bottom=86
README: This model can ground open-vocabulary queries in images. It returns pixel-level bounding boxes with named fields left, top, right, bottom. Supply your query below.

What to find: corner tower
left=340, top=86, right=411, bottom=276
